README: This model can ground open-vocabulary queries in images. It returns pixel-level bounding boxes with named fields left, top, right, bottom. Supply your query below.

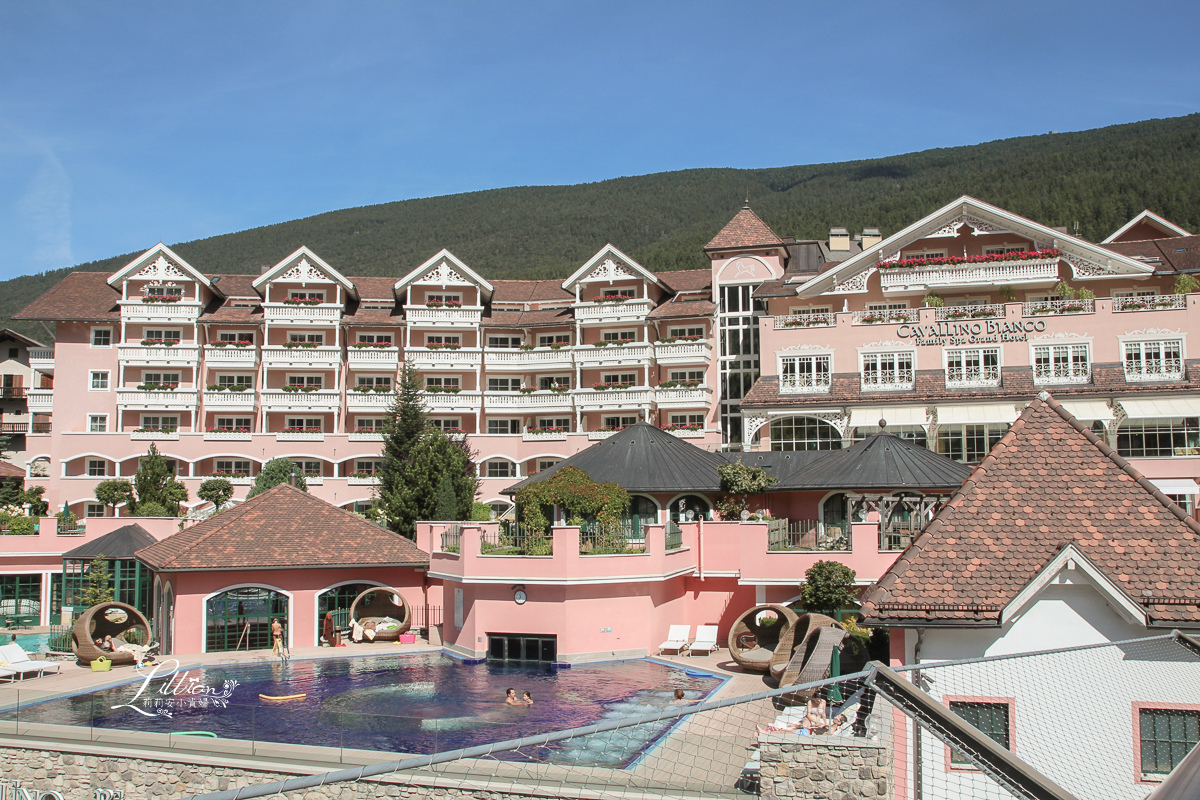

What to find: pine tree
left=80, top=555, right=114, bottom=607
left=433, top=471, right=457, bottom=520
left=133, top=444, right=190, bottom=515
left=378, top=428, right=480, bottom=538
left=247, top=458, right=308, bottom=499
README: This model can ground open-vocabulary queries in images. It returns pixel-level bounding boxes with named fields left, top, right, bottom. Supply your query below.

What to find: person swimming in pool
left=522, top=691, right=533, bottom=705
left=504, top=687, right=522, bottom=706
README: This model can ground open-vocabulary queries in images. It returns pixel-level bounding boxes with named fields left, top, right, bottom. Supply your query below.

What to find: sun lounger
left=0, top=667, right=17, bottom=683
left=0, top=643, right=61, bottom=679
left=690, top=625, right=719, bottom=655
left=658, top=625, right=691, bottom=655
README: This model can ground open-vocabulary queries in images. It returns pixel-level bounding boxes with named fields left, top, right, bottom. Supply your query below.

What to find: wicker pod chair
left=771, top=613, right=842, bottom=682
left=71, top=602, right=153, bottom=667
left=726, top=604, right=800, bottom=674
left=776, top=615, right=848, bottom=705
left=348, top=587, right=412, bottom=642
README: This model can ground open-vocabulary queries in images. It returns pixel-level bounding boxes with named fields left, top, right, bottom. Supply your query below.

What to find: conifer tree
left=133, top=444, right=189, bottom=515
left=80, top=555, right=115, bottom=607
left=247, top=458, right=308, bottom=499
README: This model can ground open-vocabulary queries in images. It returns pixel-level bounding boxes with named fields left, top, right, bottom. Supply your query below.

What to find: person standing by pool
left=522, top=691, right=533, bottom=706
left=271, top=618, right=283, bottom=656
left=504, top=688, right=522, bottom=706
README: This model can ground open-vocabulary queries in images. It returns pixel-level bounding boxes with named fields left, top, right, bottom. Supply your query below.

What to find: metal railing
left=439, top=525, right=461, bottom=554
left=665, top=521, right=683, bottom=550
left=879, top=519, right=924, bottom=551
left=1022, top=298, right=1095, bottom=316
left=766, top=519, right=849, bottom=551
left=482, top=522, right=553, bottom=556
left=579, top=523, right=643, bottom=555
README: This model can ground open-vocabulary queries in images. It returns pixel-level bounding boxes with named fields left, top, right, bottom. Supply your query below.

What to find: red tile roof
left=1102, top=234, right=1200, bottom=275
left=13, top=272, right=120, bottom=321
left=647, top=299, right=717, bottom=320
left=136, top=484, right=429, bottom=571
left=658, top=269, right=713, bottom=294
left=705, top=207, right=784, bottom=251
left=491, top=280, right=573, bottom=303
left=861, top=393, right=1200, bottom=627
left=0, top=460, right=25, bottom=479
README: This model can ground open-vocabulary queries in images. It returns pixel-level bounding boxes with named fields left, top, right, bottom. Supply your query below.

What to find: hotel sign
left=896, top=319, right=1046, bottom=347
left=0, top=780, right=128, bottom=800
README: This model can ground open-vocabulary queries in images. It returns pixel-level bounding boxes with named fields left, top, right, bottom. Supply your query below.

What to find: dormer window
left=145, top=285, right=183, bottom=299
left=901, top=249, right=946, bottom=261
left=982, top=245, right=1029, bottom=256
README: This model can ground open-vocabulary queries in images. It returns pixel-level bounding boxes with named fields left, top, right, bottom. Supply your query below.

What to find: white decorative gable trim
left=253, top=247, right=358, bottom=298
left=561, top=244, right=665, bottom=291
left=1001, top=544, right=1147, bottom=626
left=108, top=243, right=213, bottom=289
left=394, top=249, right=493, bottom=296
left=1102, top=210, right=1191, bottom=244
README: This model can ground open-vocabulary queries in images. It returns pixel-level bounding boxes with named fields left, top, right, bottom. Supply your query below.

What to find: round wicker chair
left=71, top=602, right=153, bottom=667
left=726, top=604, right=800, bottom=673
left=348, top=587, right=411, bottom=642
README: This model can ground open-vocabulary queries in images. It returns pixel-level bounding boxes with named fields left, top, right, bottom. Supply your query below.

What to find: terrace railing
left=765, top=519, right=849, bottom=552
left=579, top=523, right=644, bottom=555
left=879, top=519, right=924, bottom=551
left=481, top=522, right=553, bottom=556
left=665, top=521, right=683, bottom=551
left=439, top=525, right=462, bottom=554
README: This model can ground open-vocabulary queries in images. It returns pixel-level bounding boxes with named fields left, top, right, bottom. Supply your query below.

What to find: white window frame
left=142, top=372, right=181, bottom=386
left=982, top=244, right=1031, bottom=255
left=426, top=292, right=462, bottom=304
left=1032, top=341, right=1091, bottom=385
left=356, top=332, right=393, bottom=345
left=86, top=459, right=108, bottom=477
left=786, top=306, right=831, bottom=317
left=486, top=419, right=520, bottom=435
left=430, top=418, right=462, bottom=431
left=139, top=415, right=179, bottom=430
left=425, top=334, right=460, bottom=345
left=487, top=376, right=520, bottom=392
left=536, top=417, right=571, bottom=430
left=216, top=373, right=253, bottom=387
left=214, top=459, right=251, bottom=475
left=287, top=331, right=324, bottom=345
left=670, top=413, right=706, bottom=426
left=538, top=333, right=571, bottom=347
left=1122, top=337, right=1185, bottom=382
left=945, top=347, right=1001, bottom=388
left=602, top=415, right=639, bottom=429
left=900, top=249, right=946, bottom=260
left=668, top=326, right=706, bottom=337
left=668, top=370, right=706, bottom=382
left=91, top=327, right=112, bottom=348
left=537, top=376, right=571, bottom=390
left=600, top=372, right=637, bottom=385
left=88, top=414, right=108, bottom=433
left=425, top=375, right=461, bottom=389
left=285, top=417, right=323, bottom=430
left=285, top=374, right=324, bottom=388
left=89, top=371, right=110, bottom=391
left=218, top=330, right=255, bottom=343
left=485, top=460, right=517, bottom=478
left=355, top=374, right=393, bottom=388
left=602, top=330, right=638, bottom=342
left=779, top=352, right=832, bottom=395
left=287, top=290, right=325, bottom=302
left=85, top=503, right=107, bottom=518
left=866, top=301, right=910, bottom=312
left=487, top=335, right=522, bottom=349
left=354, top=416, right=387, bottom=431
left=214, top=416, right=252, bottom=430
left=859, top=350, right=915, bottom=391
left=143, top=329, right=183, bottom=342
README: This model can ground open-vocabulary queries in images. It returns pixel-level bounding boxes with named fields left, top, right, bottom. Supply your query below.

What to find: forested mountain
left=6, top=114, right=1200, bottom=340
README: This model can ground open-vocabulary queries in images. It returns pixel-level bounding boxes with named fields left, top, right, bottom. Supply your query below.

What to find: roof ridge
left=137, top=482, right=291, bottom=566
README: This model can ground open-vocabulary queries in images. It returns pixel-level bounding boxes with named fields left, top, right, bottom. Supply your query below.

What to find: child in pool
left=522, top=691, right=533, bottom=705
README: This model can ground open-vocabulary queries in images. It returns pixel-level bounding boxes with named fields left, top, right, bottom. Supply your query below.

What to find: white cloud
left=18, top=148, right=72, bottom=271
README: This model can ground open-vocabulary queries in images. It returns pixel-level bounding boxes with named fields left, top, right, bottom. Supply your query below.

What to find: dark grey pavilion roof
left=773, top=430, right=973, bottom=492
left=502, top=423, right=729, bottom=494
left=724, top=450, right=828, bottom=485
left=62, top=524, right=157, bottom=560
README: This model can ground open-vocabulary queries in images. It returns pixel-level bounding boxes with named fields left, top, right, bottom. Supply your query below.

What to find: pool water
left=16, top=653, right=721, bottom=767
left=13, top=633, right=51, bottom=653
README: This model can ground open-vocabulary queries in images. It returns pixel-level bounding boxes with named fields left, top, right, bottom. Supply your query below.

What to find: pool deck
left=1, top=641, right=776, bottom=797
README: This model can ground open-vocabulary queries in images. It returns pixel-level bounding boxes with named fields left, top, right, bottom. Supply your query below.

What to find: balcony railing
left=852, top=309, right=919, bottom=325
left=1113, top=294, right=1186, bottom=312
left=665, top=521, right=683, bottom=551
left=262, top=303, right=342, bottom=325
left=654, top=387, right=711, bottom=407
left=935, top=304, right=1005, bottom=321
left=779, top=374, right=832, bottom=395
left=203, top=345, right=259, bottom=366
left=130, top=428, right=179, bottom=440
left=484, top=347, right=574, bottom=370
left=574, top=387, right=653, bottom=410
left=878, top=256, right=1060, bottom=291
left=203, top=389, right=258, bottom=410
left=119, top=300, right=203, bottom=324
left=1022, top=298, right=1095, bottom=316
left=409, top=347, right=483, bottom=368
left=262, top=346, right=342, bottom=369
left=486, top=391, right=573, bottom=411
left=204, top=429, right=253, bottom=441
left=348, top=430, right=385, bottom=441
left=773, top=313, right=836, bottom=330
left=766, top=520, right=849, bottom=552
left=573, top=299, right=653, bottom=321
left=860, top=370, right=915, bottom=391
left=945, top=365, right=1001, bottom=389
left=482, top=523, right=552, bottom=556
left=27, top=389, right=53, bottom=412
left=572, top=342, right=653, bottom=367
left=260, top=389, right=340, bottom=410
left=116, top=389, right=198, bottom=409
left=27, top=347, right=54, bottom=371
left=1125, top=359, right=1185, bottom=382
left=347, top=391, right=394, bottom=411
left=405, top=307, right=483, bottom=325
left=0, top=387, right=25, bottom=400
left=347, top=346, right=400, bottom=369
left=1033, top=365, right=1090, bottom=385
left=579, top=523, right=643, bottom=555
left=276, top=429, right=325, bottom=441
left=523, top=429, right=568, bottom=441
left=118, top=344, right=200, bottom=367
left=653, top=341, right=713, bottom=364
left=439, top=525, right=462, bottom=554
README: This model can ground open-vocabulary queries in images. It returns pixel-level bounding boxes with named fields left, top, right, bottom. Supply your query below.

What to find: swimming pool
left=14, top=653, right=722, bottom=767
left=13, top=632, right=51, bottom=653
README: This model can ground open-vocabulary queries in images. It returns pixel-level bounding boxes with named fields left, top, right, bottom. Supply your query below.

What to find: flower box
left=549, top=385, right=570, bottom=393
left=594, top=294, right=632, bottom=304
left=519, top=344, right=535, bottom=351
left=141, top=295, right=182, bottom=303
left=140, top=339, right=180, bottom=346
left=878, top=248, right=1062, bottom=270
left=424, top=386, right=462, bottom=394
left=350, top=341, right=393, bottom=349
left=208, top=340, right=253, bottom=348
left=860, top=315, right=886, bottom=324
left=282, top=385, right=321, bottom=393
left=281, top=341, right=319, bottom=349
left=282, top=297, right=321, bottom=306
left=425, top=343, right=461, bottom=350
left=592, top=341, right=609, bottom=347
left=135, top=383, right=179, bottom=391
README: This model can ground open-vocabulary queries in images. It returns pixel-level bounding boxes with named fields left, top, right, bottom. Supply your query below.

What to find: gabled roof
left=861, top=393, right=1200, bottom=627
left=775, top=428, right=972, bottom=492
left=491, top=279, right=573, bottom=304
left=63, top=524, right=157, bottom=561
left=794, top=196, right=1154, bottom=298
left=1102, top=210, right=1192, bottom=244
left=0, top=328, right=44, bottom=348
left=136, top=484, right=428, bottom=571
left=107, top=243, right=215, bottom=291
left=252, top=247, right=359, bottom=300
left=502, top=422, right=728, bottom=494
left=0, top=461, right=25, bottom=479
left=394, top=249, right=494, bottom=298
left=560, top=245, right=667, bottom=292
left=14, top=272, right=121, bottom=321
left=705, top=206, right=785, bottom=251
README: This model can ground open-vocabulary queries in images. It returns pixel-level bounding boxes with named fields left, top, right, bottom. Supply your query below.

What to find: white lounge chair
left=0, top=667, right=16, bottom=684
left=0, top=643, right=62, bottom=679
left=690, top=625, right=719, bottom=656
left=658, top=625, right=691, bottom=655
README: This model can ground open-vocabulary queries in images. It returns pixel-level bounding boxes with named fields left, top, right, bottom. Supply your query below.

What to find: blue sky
left=1, top=1, right=1198, bottom=280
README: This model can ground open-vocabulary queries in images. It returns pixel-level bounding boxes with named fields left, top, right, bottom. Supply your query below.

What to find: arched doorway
left=316, top=582, right=378, bottom=643
left=668, top=494, right=711, bottom=522
left=205, top=586, right=288, bottom=653
left=624, top=495, right=659, bottom=537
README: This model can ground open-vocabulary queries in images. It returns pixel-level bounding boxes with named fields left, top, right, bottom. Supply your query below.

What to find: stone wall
left=758, top=735, right=891, bottom=800
left=0, top=746, right=550, bottom=800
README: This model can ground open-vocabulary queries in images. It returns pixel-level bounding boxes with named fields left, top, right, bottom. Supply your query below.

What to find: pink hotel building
left=6, top=195, right=1200, bottom=643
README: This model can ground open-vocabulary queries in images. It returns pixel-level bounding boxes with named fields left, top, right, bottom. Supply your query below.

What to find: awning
left=936, top=403, right=1020, bottom=425
left=848, top=406, right=928, bottom=429
left=1118, top=397, right=1200, bottom=420
left=1059, top=400, right=1115, bottom=422
left=1150, top=478, right=1200, bottom=496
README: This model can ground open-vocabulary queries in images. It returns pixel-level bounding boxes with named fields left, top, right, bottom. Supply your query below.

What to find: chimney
left=289, top=468, right=298, bottom=487
left=829, top=227, right=851, bottom=251
left=862, top=227, right=882, bottom=250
